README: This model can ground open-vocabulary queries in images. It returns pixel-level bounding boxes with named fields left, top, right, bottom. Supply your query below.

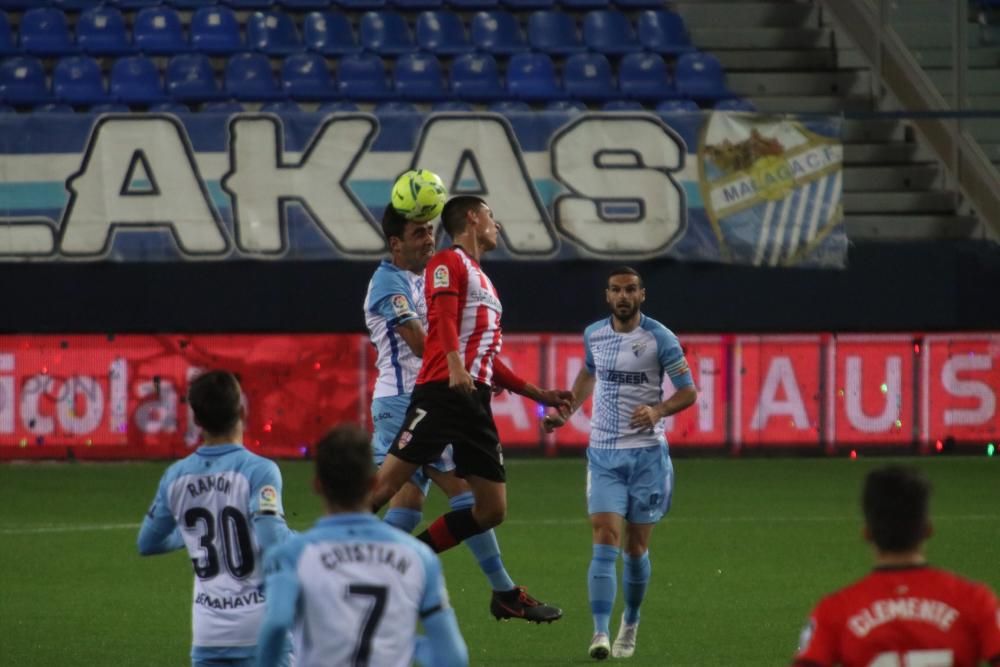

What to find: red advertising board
left=921, top=334, right=1000, bottom=445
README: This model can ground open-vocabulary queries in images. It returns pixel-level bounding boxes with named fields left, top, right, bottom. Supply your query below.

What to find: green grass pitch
left=1, top=457, right=997, bottom=666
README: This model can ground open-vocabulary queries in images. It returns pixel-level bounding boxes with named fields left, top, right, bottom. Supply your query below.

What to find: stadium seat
left=165, top=53, right=224, bottom=102
left=318, top=100, right=359, bottom=112
left=225, top=52, right=284, bottom=101
left=470, top=10, right=528, bottom=55
left=601, top=99, right=644, bottom=111
left=560, top=0, right=610, bottom=10
left=281, top=52, right=336, bottom=100
left=116, top=0, right=161, bottom=8
left=111, top=55, right=167, bottom=104
left=34, top=103, right=74, bottom=113
left=303, top=11, right=360, bottom=55
left=656, top=98, right=698, bottom=112
left=612, top=0, right=664, bottom=9
left=501, top=0, right=554, bottom=10
left=391, top=0, right=444, bottom=10
left=260, top=99, right=302, bottom=112
left=506, top=52, right=562, bottom=101
left=374, top=100, right=417, bottom=114
left=448, top=0, right=498, bottom=9
left=394, top=51, right=447, bottom=100
left=563, top=52, right=616, bottom=101
left=169, top=0, right=214, bottom=7
left=431, top=100, right=472, bottom=111
left=0, top=11, right=17, bottom=57
left=545, top=99, right=586, bottom=112
left=337, top=52, right=391, bottom=99
left=618, top=52, right=672, bottom=101
left=583, top=10, right=640, bottom=55
left=76, top=6, right=134, bottom=56
left=223, top=0, right=273, bottom=8
left=148, top=101, right=190, bottom=112
left=0, top=0, right=32, bottom=9
left=528, top=11, right=584, bottom=55
left=0, top=56, right=49, bottom=104
left=714, top=97, right=756, bottom=111
left=359, top=11, right=415, bottom=55
left=202, top=100, right=245, bottom=112
left=53, top=55, right=108, bottom=105
left=449, top=52, right=503, bottom=101
left=416, top=10, right=472, bottom=55
left=190, top=6, right=242, bottom=55
left=20, top=8, right=76, bottom=57
left=636, top=10, right=693, bottom=55
left=337, top=0, right=387, bottom=10
left=53, top=0, right=102, bottom=10
left=134, top=7, right=188, bottom=55
left=246, top=11, right=302, bottom=55
left=487, top=99, right=529, bottom=116
left=89, top=102, right=129, bottom=112
left=675, top=51, right=729, bottom=99
left=279, top=0, right=332, bottom=8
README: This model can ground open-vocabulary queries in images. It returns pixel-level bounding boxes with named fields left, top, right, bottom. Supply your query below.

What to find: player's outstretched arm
left=415, top=607, right=469, bottom=667
left=542, top=367, right=596, bottom=433
left=493, top=357, right=573, bottom=412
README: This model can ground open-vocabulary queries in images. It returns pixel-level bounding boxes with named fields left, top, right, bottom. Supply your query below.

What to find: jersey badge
left=632, top=342, right=647, bottom=357
left=258, top=485, right=280, bottom=513
left=391, top=294, right=411, bottom=317
left=433, top=265, right=449, bottom=288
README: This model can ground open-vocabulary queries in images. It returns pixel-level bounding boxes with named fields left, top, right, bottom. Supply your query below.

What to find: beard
left=612, top=302, right=638, bottom=322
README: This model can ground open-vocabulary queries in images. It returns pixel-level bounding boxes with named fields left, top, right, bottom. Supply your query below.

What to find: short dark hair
left=863, top=465, right=931, bottom=553
left=187, top=370, right=242, bottom=437
left=608, top=266, right=643, bottom=288
left=381, top=202, right=409, bottom=243
left=314, top=424, right=376, bottom=508
left=441, top=195, right=486, bottom=238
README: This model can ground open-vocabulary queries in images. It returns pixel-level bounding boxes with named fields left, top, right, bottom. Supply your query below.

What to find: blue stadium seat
left=111, top=55, right=167, bottom=104
left=506, top=52, right=562, bottom=101
left=470, top=10, right=527, bottom=55
left=656, top=98, right=698, bottom=112
left=149, top=101, right=190, bottom=113
left=134, top=7, right=188, bottom=55
left=612, top=0, right=664, bottom=9
left=303, top=11, right=360, bottom=55
left=618, top=52, right=671, bottom=101
left=374, top=100, right=417, bottom=114
left=336, top=0, right=387, bottom=10
left=281, top=51, right=336, bottom=100
left=431, top=100, right=472, bottom=111
left=0, top=12, right=17, bottom=57
left=53, top=0, right=103, bottom=10
left=53, top=55, right=108, bottom=105
left=560, top=0, right=609, bottom=10
left=0, top=56, right=49, bottom=104
left=528, top=11, right=584, bottom=55
left=501, top=0, right=554, bottom=10
left=359, top=11, right=415, bottom=55
left=583, top=10, right=639, bottom=55
left=449, top=52, right=503, bottom=101
left=675, top=51, right=729, bottom=99
left=488, top=99, right=529, bottom=116
left=601, top=99, right=644, bottom=111
left=190, top=6, right=242, bottom=55
left=337, top=52, right=391, bottom=99
left=89, top=102, right=129, bottom=112
left=714, top=97, right=756, bottom=111
left=394, top=51, right=446, bottom=100
left=165, top=53, right=223, bottom=101
left=202, top=100, right=246, bottom=112
left=247, top=11, right=302, bottom=55
left=77, top=7, right=134, bottom=56
left=261, top=99, right=302, bottom=112
left=563, top=52, right=615, bottom=101
left=318, top=100, right=359, bottom=112
left=0, top=0, right=33, bottom=9
left=115, top=0, right=162, bottom=8
left=279, top=0, right=332, bottom=7
left=392, top=0, right=443, bottom=10
left=545, top=99, right=586, bottom=112
left=416, top=10, right=472, bottom=55
left=169, top=0, right=214, bottom=7
left=222, top=0, right=272, bottom=8
left=225, top=52, right=284, bottom=101
left=448, top=0, right=498, bottom=9
left=34, top=103, right=74, bottom=113
left=636, top=10, right=693, bottom=55
left=20, top=8, right=76, bottom=56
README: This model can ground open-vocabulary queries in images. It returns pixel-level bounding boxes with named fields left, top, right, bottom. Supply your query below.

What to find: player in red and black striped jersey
left=371, top=196, right=572, bottom=623
left=792, top=466, right=1000, bottom=667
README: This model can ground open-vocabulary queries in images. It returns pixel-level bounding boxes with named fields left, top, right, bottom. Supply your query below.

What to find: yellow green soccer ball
left=391, top=169, right=448, bottom=222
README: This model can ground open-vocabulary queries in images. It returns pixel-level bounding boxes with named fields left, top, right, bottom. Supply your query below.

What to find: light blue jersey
left=364, top=259, right=426, bottom=399
left=584, top=315, right=694, bottom=450
left=138, top=444, right=291, bottom=664
left=256, top=513, right=468, bottom=667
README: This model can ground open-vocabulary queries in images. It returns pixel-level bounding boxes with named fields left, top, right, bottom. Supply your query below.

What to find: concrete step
left=675, top=1, right=820, bottom=29
left=843, top=191, right=957, bottom=213
left=842, top=165, right=941, bottom=191
left=748, top=95, right=872, bottom=113
left=966, top=120, right=1000, bottom=142
left=978, top=141, right=1000, bottom=163
left=841, top=118, right=909, bottom=143
left=690, top=27, right=835, bottom=49
left=843, top=143, right=936, bottom=164
left=890, top=23, right=992, bottom=49
left=846, top=214, right=981, bottom=240
left=965, top=94, right=1000, bottom=110
left=727, top=70, right=871, bottom=96
left=713, top=48, right=868, bottom=71
left=925, top=68, right=1000, bottom=95
left=910, top=48, right=1000, bottom=69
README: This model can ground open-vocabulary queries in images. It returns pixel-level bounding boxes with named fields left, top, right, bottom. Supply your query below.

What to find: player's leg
left=372, top=395, right=426, bottom=531
left=415, top=472, right=506, bottom=551
left=586, top=448, right=629, bottom=660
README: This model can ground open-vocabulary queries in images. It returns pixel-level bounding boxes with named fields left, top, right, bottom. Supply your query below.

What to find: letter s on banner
left=551, top=115, right=686, bottom=256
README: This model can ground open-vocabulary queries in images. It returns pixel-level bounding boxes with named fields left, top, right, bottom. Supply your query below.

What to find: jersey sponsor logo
left=258, top=485, right=279, bottom=513
left=470, top=288, right=502, bottom=313
left=600, top=369, right=651, bottom=385
left=195, top=590, right=265, bottom=610
left=433, top=265, right=449, bottom=288
left=847, top=597, right=960, bottom=637
left=391, top=294, right=412, bottom=317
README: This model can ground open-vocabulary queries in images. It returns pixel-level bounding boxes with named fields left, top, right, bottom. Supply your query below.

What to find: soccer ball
left=391, top=169, right=448, bottom=222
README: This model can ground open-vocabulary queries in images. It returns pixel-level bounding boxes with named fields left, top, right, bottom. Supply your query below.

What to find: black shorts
left=388, top=381, right=506, bottom=483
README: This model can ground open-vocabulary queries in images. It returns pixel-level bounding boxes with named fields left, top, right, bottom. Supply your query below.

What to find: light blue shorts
left=372, top=394, right=455, bottom=497
left=586, top=444, right=674, bottom=524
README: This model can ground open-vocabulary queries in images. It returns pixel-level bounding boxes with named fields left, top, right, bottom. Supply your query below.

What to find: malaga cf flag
left=0, top=111, right=845, bottom=267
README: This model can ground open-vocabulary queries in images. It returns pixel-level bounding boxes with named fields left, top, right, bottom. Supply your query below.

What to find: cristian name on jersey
left=584, top=315, right=694, bottom=450
left=364, top=259, right=427, bottom=398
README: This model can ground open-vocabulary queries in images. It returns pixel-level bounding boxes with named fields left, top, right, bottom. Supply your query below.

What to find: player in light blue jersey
left=138, top=371, right=293, bottom=667
left=256, top=424, right=468, bottom=667
left=543, top=266, right=698, bottom=660
left=363, top=204, right=561, bottom=623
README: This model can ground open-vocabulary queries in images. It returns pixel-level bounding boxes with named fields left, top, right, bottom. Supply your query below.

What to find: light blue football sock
left=623, top=551, right=651, bottom=625
left=589, top=544, right=620, bottom=635
left=383, top=508, right=422, bottom=533
left=450, top=492, right=516, bottom=592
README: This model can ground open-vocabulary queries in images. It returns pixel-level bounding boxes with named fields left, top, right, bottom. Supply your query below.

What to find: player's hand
left=630, top=404, right=663, bottom=430
left=539, top=388, right=573, bottom=413
left=449, top=367, right=475, bottom=394
left=541, top=411, right=567, bottom=433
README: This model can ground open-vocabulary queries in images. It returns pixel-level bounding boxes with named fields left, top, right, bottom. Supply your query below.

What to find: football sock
left=383, top=508, right=422, bottom=533
left=623, top=551, right=651, bottom=625
left=416, top=508, right=485, bottom=553
left=589, top=544, right=619, bottom=635
left=449, top=492, right=515, bottom=592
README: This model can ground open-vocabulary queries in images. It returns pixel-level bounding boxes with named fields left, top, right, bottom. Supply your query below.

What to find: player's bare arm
left=542, top=367, right=596, bottom=432
left=629, top=385, right=698, bottom=429
left=395, top=319, right=426, bottom=358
